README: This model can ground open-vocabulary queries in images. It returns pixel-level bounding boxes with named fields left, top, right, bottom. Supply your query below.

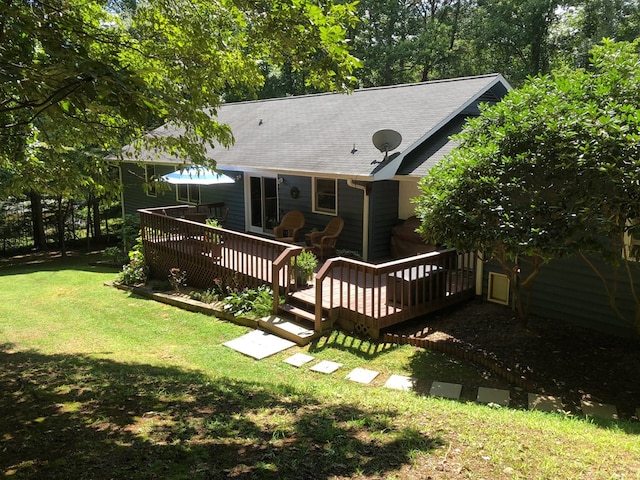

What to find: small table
left=387, top=264, right=446, bottom=306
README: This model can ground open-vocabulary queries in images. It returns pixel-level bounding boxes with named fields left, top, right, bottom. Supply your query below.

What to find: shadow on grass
left=0, top=249, right=119, bottom=277
left=0, top=343, right=443, bottom=479
left=308, top=329, right=401, bottom=360
left=406, top=348, right=515, bottom=401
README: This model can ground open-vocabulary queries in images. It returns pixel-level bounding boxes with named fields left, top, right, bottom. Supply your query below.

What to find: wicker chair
left=309, top=216, right=344, bottom=259
left=274, top=210, right=305, bottom=243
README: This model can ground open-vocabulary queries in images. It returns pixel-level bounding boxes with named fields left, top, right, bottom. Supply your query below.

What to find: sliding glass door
left=247, top=175, right=278, bottom=235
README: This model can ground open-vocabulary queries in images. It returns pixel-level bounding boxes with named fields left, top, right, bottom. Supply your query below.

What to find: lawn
left=1, top=251, right=639, bottom=479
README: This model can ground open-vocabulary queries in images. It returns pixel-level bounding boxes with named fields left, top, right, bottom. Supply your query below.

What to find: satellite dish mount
left=372, top=129, right=402, bottom=161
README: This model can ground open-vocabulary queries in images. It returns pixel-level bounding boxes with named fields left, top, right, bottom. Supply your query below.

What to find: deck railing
left=139, top=207, right=302, bottom=298
left=139, top=207, right=476, bottom=338
left=314, top=249, right=476, bottom=336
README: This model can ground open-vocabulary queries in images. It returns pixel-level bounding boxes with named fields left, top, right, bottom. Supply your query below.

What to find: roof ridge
left=222, top=74, right=503, bottom=107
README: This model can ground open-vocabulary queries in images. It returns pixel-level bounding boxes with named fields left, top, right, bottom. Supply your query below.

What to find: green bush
left=222, top=284, right=276, bottom=318
left=189, top=287, right=220, bottom=304
left=115, top=236, right=148, bottom=286
left=168, top=268, right=187, bottom=293
left=104, top=246, right=129, bottom=265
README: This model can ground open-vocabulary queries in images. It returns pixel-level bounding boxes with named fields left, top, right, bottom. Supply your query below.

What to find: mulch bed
left=390, top=301, right=640, bottom=419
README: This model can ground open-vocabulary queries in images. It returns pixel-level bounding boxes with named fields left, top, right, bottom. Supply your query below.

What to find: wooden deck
left=139, top=206, right=477, bottom=338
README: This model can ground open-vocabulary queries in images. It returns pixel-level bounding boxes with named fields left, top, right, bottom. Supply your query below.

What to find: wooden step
left=258, top=314, right=321, bottom=346
left=278, top=302, right=317, bottom=324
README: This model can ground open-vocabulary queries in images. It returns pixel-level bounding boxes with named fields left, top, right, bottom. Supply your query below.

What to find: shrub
left=189, top=288, right=220, bottom=304
left=222, top=284, right=276, bottom=318
left=115, top=236, right=148, bottom=286
left=189, top=276, right=235, bottom=304
left=168, top=268, right=187, bottom=293
left=104, top=246, right=128, bottom=266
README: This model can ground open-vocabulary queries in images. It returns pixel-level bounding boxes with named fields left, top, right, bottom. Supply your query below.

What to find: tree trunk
left=30, top=191, right=47, bottom=250
left=56, top=196, right=67, bottom=257
left=92, top=197, right=101, bottom=239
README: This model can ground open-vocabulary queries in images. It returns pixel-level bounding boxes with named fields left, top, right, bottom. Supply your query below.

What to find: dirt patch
left=391, top=301, right=640, bottom=419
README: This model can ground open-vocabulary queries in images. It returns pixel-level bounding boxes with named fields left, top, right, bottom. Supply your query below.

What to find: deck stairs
left=257, top=294, right=330, bottom=346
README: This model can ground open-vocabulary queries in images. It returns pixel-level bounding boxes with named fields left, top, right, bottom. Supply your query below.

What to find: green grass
left=1, top=251, right=639, bottom=479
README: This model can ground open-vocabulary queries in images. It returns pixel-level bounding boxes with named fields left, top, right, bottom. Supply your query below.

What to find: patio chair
left=273, top=210, right=305, bottom=243
left=309, top=216, right=344, bottom=259
left=184, top=212, right=208, bottom=223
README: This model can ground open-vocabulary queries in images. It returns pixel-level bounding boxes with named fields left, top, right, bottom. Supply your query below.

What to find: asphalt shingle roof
left=128, top=74, right=509, bottom=179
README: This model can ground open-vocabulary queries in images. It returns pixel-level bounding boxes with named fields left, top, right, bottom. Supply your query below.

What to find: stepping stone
left=429, top=381, right=463, bottom=400
left=384, top=374, right=415, bottom=391
left=310, top=360, right=343, bottom=374
left=581, top=400, right=618, bottom=420
left=284, top=353, right=315, bottom=367
left=528, top=393, right=563, bottom=413
left=346, top=367, right=379, bottom=385
left=223, top=330, right=295, bottom=360
left=477, top=387, right=510, bottom=406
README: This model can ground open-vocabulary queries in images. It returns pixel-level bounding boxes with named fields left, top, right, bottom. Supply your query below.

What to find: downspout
left=346, top=179, right=369, bottom=261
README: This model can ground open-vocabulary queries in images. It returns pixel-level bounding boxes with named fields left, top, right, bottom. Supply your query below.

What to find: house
left=118, top=74, right=511, bottom=262
left=117, top=73, right=639, bottom=338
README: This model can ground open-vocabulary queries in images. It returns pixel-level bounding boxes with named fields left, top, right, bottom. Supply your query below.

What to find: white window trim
left=176, top=184, right=200, bottom=204
left=312, top=177, right=338, bottom=215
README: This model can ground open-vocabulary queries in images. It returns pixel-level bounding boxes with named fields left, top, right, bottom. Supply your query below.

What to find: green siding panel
left=368, top=180, right=400, bottom=261
left=484, top=256, right=640, bottom=337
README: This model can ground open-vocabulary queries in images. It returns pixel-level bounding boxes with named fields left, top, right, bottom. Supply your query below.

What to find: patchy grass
left=0, top=251, right=639, bottom=479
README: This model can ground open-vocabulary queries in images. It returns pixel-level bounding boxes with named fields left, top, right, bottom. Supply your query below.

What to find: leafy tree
left=0, top=0, right=361, bottom=249
left=415, top=40, right=640, bottom=333
left=468, top=0, right=559, bottom=84
left=352, top=0, right=468, bottom=86
left=552, top=1, right=640, bottom=68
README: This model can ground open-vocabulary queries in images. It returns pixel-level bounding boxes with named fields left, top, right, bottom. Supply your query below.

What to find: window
left=623, top=219, right=640, bottom=262
left=177, top=184, right=200, bottom=204
left=313, top=177, right=337, bottom=214
left=144, top=165, right=157, bottom=197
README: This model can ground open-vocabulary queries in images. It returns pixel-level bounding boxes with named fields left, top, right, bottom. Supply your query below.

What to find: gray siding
left=484, top=255, right=640, bottom=337
left=121, top=165, right=245, bottom=227
left=121, top=164, right=178, bottom=216
left=123, top=169, right=372, bottom=257
left=276, top=175, right=364, bottom=254
left=277, top=175, right=312, bottom=226
left=368, top=180, right=400, bottom=261
left=336, top=180, right=365, bottom=254
left=219, top=175, right=246, bottom=232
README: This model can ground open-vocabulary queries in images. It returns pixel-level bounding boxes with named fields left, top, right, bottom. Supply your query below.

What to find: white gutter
left=346, top=179, right=369, bottom=261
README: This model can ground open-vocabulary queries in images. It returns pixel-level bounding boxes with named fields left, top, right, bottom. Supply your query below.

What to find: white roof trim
left=371, top=74, right=512, bottom=181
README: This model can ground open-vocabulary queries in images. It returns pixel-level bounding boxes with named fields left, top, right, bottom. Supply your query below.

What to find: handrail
left=314, top=249, right=476, bottom=332
left=139, top=207, right=297, bottom=291
left=272, top=246, right=303, bottom=314
left=139, top=206, right=476, bottom=336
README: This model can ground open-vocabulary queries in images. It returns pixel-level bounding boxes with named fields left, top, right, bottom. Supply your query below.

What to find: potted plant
left=204, top=218, right=223, bottom=259
left=291, top=250, right=318, bottom=287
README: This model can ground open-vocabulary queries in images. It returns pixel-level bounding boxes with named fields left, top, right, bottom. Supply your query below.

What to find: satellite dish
left=372, top=129, right=402, bottom=160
